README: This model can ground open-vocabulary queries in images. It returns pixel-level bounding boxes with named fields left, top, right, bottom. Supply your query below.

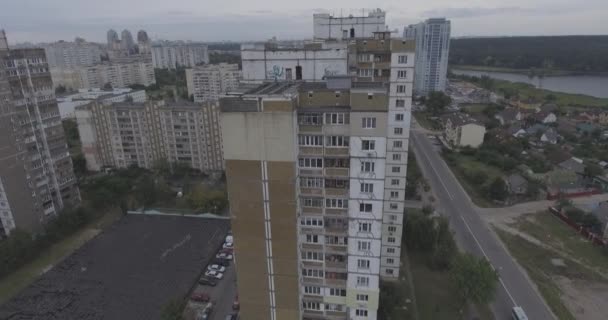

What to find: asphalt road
left=187, top=259, right=238, bottom=320
left=410, top=125, right=556, bottom=320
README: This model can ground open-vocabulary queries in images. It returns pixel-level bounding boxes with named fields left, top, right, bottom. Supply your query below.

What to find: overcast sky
left=2, top=0, right=608, bottom=43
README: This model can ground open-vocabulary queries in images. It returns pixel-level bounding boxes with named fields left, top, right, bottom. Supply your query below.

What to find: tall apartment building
left=137, top=30, right=151, bottom=54
left=57, top=88, right=146, bottom=119
left=241, top=42, right=348, bottom=83
left=0, top=31, right=80, bottom=237
left=51, top=60, right=156, bottom=90
left=313, top=9, right=386, bottom=40
left=75, top=100, right=223, bottom=172
left=403, top=18, right=451, bottom=95
left=186, top=63, right=242, bottom=102
left=221, top=33, right=415, bottom=320
left=151, top=42, right=209, bottom=69
left=121, top=30, right=135, bottom=53
left=107, top=29, right=120, bottom=51
left=43, top=40, right=102, bottom=68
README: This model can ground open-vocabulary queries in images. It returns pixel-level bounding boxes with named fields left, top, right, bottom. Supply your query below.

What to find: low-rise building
left=186, top=64, right=241, bottom=102
left=558, top=157, right=585, bottom=175
left=75, top=100, right=223, bottom=172
left=495, top=108, right=522, bottom=125
left=540, top=128, right=559, bottom=144
left=442, top=113, right=486, bottom=148
left=505, top=174, right=528, bottom=195
left=57, top=88, right=146, bottom=119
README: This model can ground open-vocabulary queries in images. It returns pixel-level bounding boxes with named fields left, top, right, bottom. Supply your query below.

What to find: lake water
left=451, top=69, right=608, bottom=98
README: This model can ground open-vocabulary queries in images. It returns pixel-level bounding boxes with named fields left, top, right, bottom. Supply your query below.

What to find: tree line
left=450, top=36, right=608, bottom=73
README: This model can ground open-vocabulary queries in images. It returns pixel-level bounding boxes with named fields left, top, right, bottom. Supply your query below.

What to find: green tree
left=55, top=85, right=67, bottom=95
left=72, top=154, right=87, bottom=177
left=426, top=91, right=452, bottom=115
left=160, top=299, right=184, bottom=320
left=450, top=253, right=499, bottom=308
left=135, top=175, right=157, bottom=207
left=584, top=163, right=604, bottom=178
left=478, top=75, right=495, bottom=90
left=487, top=177, right=508, bottom=201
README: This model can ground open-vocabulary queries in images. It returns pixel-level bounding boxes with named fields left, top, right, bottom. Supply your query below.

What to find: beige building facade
left=51, top=60, right=155, bottom=90
left=186, top=63, right=242, bottom=102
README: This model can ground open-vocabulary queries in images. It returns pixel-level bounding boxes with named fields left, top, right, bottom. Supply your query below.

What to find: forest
left=449, top=36, right=608, bottom=73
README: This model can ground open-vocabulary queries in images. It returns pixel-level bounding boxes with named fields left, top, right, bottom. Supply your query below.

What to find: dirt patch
left=555, top=276, right=608, bottom=320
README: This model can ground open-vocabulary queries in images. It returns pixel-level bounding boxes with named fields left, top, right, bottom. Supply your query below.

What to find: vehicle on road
left=225, top=235, right=233, bottom=244
left=213, top=258, right=230, bottom=267
left=512, top=307, right=528, bottom=320
left=198, top=277, right=217, bottom=287
left=232, top=295, right=240, bottom=311
left=196, top=302, right=213, bottom=320
left=223, top=242, right=234, bottom=249
left=219, top=248, right=233, bottom=254
left=204, top=270, right=224, bottom=279
left=216, top=252, right=233, bottom=260
left=224, top=314, right=238, bottom=320
left=190, top=292, right=210, bottom=303
left=207, top=264, right=226, bottom=273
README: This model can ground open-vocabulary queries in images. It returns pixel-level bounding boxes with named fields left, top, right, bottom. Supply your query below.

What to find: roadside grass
left=511, top=212, right=608, bottom=275
left=0, top=208, right=122, bottom=304
left=443, top=153, right=504, bottom=207
left=461, top=103, right=490, bottom=114
left=495, top=229, right=591, bottom=320
left=413, top=112, right=442, bottom=131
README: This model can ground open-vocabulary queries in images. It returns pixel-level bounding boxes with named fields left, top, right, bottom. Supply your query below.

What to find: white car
left=225, top=235, right=234, bottom=244
left=204, top=270, right=224, bottom=279
left=216, top=253, right=233, bottom=260
left=223, top=242, right=233, bottom=249
left=207, top=264, right=226, bottom=273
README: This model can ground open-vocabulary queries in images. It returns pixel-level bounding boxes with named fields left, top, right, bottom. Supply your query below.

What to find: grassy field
left=492, top=79, right=608, bottom=108
left=444, top=153, right=505, bottom=207
left=0, top=208, right=122, bottom=304
left=461, top=103, right=491, bottom=114
left=512, top=213, right=608, bottom=275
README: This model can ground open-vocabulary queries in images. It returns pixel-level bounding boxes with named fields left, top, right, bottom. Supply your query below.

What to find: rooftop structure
left=313, top=9, right=387, bottom=40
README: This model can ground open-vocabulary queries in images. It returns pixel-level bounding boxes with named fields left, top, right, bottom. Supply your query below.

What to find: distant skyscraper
left=137, top=30, right=151, bottom=54
left=107, top=29, right=119, bottom=47
left=404, top=18, right=451, bottom=95
left=121, top=29, right=134, bottom=53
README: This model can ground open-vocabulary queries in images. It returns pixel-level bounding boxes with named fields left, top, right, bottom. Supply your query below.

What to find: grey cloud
left=422, top=6, right=571, bottom=19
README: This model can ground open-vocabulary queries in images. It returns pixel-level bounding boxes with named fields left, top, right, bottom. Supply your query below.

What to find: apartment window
left=302, top=268, right=324, bottom=278
left=397, top=85, right=406, bottom=93
left=325, top=198, right=348, bottom=208
left=386, top=268, right=394, bottom=275
left=391, top=179, right=400, bottom=186
left=358, top=222, right=372, bottom=232
left=398, top=55, right=408, bottom=64
left=356, top=294, right=369, bottom=302
left=390, top=191, right=399, bottom=198
left=360, top=183, right=374, bottom=193
left=304, top=286, right=321, bottom=295
left=390, top=214, right=398, bottom=221
left=356, top=276, right=369, bottom=287
left=393, top=141, right=403, bottom=148
left=325, top=113, right=349, bottom=125
left=329, top=288, right=347, bottom=297
left=301, top=217, right=324, bottom=227
left=392, top=153, right=402, bottom=161
left=394, top=127, right=403, bottom=135
left=397, top=70, right=407, bottom=78
left=298, top=135, right=323, bottom=146
left=325, top=158, right=349, bottom=168
left=358, top=241, right=371, bottom=251
left=299, top=113, right=323, bottom=125
left=302, top=251, right=323, bottom=261
left=335, top=91, right=341, bottom=98
left=305, top=234, right=319, bottom=243
left=325, top=178, right=349, bottom=189
left=303, top=301, right=321, bottom=310
left=360, top=161, right=375, bottom=172
left=388, top=226, right=397, bottom=232
left=308, top=91, right=313, bottom=98
left=301, top=177, right=324, bottom=188
left=395, top=113, right=404, bottom=121
left=299, top=157, right=323, bottom=168
left=358, top=68, right=372, bottom=77
left=303, top=198, right=323, bottom=208
left=361, top=139, right=375, bottom=150
left=357, top=259, right=370, bottom=269
left=356, top=309, right=369, bottom=317
left=362, top=117, right=376, bottom=129
left=388, top=237, right=396, bottom=243
left=392, top=166, right=401, bottom=173
left=359, top=203, right=372, bottom=212
left=326, top=136, right=350, bottom=147
left=358, top=54, right=372, bottom=62
left=367, top=93, right=373, bottom=100
left=387, top=247, right=396, bottom=254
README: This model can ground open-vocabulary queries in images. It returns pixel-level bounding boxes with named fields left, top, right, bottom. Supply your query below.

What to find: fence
left=548, top=206, right=608, bottom=247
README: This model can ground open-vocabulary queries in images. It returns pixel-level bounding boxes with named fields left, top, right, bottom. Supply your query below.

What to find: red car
left=232, top=295, right=240, bottom=311
left=190, top=292, right=210, bottom=303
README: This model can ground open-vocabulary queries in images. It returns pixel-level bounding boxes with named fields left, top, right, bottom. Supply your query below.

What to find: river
left=451, top=69, right=608, bottom=98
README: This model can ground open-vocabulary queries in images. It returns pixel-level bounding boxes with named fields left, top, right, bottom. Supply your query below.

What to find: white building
left=241, top=42, right=348, bottom=83
left=43, top=40, right=101, bottom=68
left=51, top=60, right=155, bottom=90
left=186, top=63, right=242, bottom=102
left=151, top=42, right=209, bottom=69
left=313, top=9, right=386, bottom=40
left=404, top=18, right=451, bottom=95
left=57, top=88, right=146, bottom=119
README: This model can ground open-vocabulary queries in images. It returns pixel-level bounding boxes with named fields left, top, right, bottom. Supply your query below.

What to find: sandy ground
left=556, top=276, right=608, bottom=320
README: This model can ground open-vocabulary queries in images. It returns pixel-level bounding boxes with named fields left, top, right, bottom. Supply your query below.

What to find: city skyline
left=2, top=0, right=608, bottom=43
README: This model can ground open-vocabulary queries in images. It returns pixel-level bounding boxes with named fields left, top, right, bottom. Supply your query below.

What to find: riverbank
left=451, top=65, right=608, bottom=77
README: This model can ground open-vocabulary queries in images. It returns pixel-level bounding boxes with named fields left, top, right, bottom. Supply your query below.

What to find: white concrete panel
left=347, top=255, right=380, bottom=274
left=349, top=136, right=387, bottom=158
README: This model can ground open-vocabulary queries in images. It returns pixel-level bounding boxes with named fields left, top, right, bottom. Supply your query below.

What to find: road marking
left=460, top=215, right=517, bottom=306
left=412, top=135, right=454, bottom=200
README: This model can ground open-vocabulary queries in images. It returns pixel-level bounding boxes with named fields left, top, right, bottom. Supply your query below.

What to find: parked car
left=197, top=302, right=213, bottom=320
left=225, top=235, right=234, bottom=244
left=190, top=292, right=210, bottom=303
left=205, top=270, right=224, bottom=279
left=232, top=295, right=240, bottom=311
left=223, top=242, right=234, bottom=249
left=216, top=253, right=233, bottom=260
left=207, top=264, right=226, bottom=273
left=198, top=277, right=217, bottom=286
left=219, top=248, right=233, bottom=254
left=213, top=258, right=230, bottom=267
left=224, top=314, right=238, bottom=320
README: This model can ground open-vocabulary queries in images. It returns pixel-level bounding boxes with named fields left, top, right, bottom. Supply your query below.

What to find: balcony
left=325, top=277, right=347, bottom=287
left=298, top=125, right=323, bottom=133
left=301, top=243, right=323, bottom=251
left=299, top=146, right=323, bottom=156
left=300, top=187, right=323, bottom=196
left=301, top=277, right=324, bottom=285
left=325, top=188, right=348, bottom=197
left=302, top=207, right=323, bottom=215
left=299, top=168, right=323, bottom=176
left=325, top=260, right=347, bottom=271
left=324, top=148, right=349, bottom=156
left=324, top=168, right=349, bottom=177
left=325, top=245, right=348, bottom=254
left=324, top=208, right=348, bottom=217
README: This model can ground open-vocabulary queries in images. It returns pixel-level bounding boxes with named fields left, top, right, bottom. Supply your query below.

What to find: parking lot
left=184, top=240, right=238, bottom=320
